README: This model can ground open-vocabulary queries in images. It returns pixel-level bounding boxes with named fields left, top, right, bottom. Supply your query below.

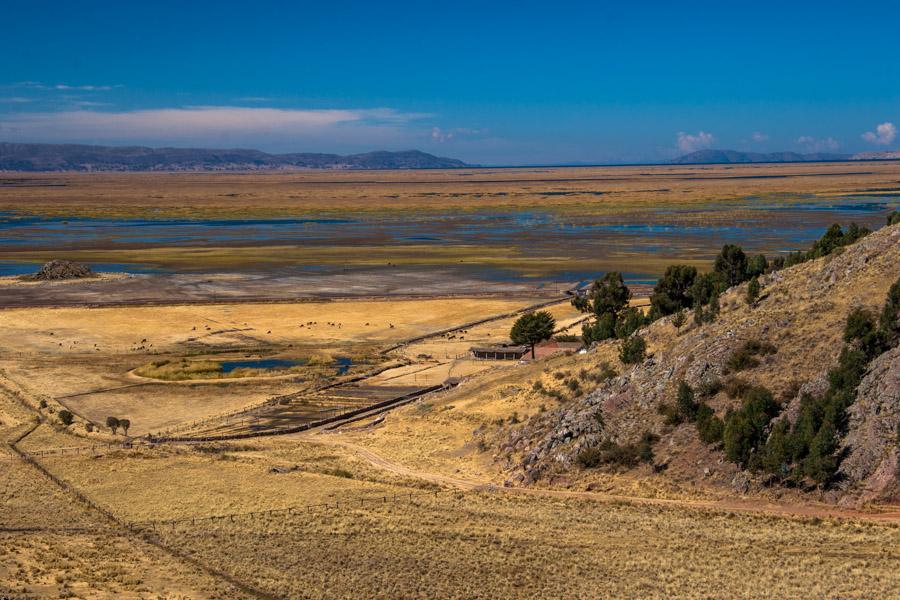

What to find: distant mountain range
left=0, top=142, right=470, bottom=171
left=671, top=149, right=900, bottom=165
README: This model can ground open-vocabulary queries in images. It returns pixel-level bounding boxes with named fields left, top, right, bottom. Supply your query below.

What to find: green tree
left=746, top=276, right=760, bottom=306
left=106, top=416, right=120, bottom=435
left=510, top=311, right=556, bottom=359
left=119, top=418, right=131, bottom=436
left=588, top=272, right=631, bottom=317
left=747, top=254, right=769, bottom=278
left=614, top=306, right=644, bottom=339
left=650, top=265, right=697, bottom=316
left=619, top=334, right=646, bottom=365
left=714, top=244, right=748, bottom=287
left=688, top=272, right=726, bottom=307
left=671, top=309, right=686, bottom=329
left=582, top=312, right=616, bottom=345
left=888, top=210, right=900, bottom=226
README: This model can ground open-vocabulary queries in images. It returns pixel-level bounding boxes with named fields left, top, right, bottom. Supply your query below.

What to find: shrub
left=618, top=335, right=646, bottom=365
left=746, top=276, right=760, bottom=305
left=39, top=399, right=47, bottom=409
left=696, top=405, right=724, bottom=444
left=696, top=377, right=723, bottom=398
left=723, top=386, right=779, bottom=467
left=565, top=378, right=581, bottom=394
left=58, top=410, right=74, bottom=426
left=577, top=444, right=603, bottom=468
left=675, top=381, right=699, bottom=421
left=888, top=210, right=900, bottom=226
left=724, top=376, right=751, bottom=399
left=84, top=422, right=94, bottom=433
left=726, top=340, right=777, bottom=372
left=671, top=310, right=686, bottom=329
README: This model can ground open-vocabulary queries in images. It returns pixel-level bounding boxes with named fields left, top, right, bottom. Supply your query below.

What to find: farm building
left=470, top=345, right=528, bottom=360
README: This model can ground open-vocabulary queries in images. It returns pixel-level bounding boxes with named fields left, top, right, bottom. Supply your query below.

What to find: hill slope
left=0, top=142, right=470, bottom=171
left=499, top=222, right=900, bottom=505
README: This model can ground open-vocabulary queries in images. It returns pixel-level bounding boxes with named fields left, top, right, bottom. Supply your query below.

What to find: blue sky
left=1, top=0, right=898, bottom=164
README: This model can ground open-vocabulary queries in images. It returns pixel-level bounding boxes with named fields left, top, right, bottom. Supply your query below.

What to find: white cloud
left=13, top=81, right=118, bottom=92
left=0, top=97, right=32, bottom=103
left=751, top=131, right=768, bottom=143
left=676, top=131, right=714, bottom=153
left=796, top=135, right=840, bottom=152
left=0, top=106, right=434, bottom=151
left=430, top=126, right=486, bottom=143
left=861, top=122, right=896, bottom=146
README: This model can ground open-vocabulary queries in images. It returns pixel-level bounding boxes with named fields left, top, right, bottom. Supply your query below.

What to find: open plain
left=2, top=163, right=900, bottom=599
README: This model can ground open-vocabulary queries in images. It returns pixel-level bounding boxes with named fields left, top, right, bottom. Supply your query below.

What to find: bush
left=689, top=272, right=726, bottom=307
left=726, top=339, right=777, bottom=372
left=58, top=409, right=74, bottom=426
left=696, top=405, right=724, bottom=444
left=746, top=276, right=760, bottom=305
left=619, top=335, right=646, bottom=365
left=723, top=386, right=779, bottom=467
left=671, top=310, right=686, bottom=329
left=675, top=381, right=699, bottom=421
left=723, top=376, right=751, bottom=399
left=888, top=210, right=900, bottom=226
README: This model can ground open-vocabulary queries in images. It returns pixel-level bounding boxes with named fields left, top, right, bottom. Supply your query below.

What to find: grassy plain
left=2, top=162, right=898, bottom=278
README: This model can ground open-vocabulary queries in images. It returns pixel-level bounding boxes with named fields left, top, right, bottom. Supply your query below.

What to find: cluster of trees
left=752, top=277, right=900, bottom=485
left=106, top=416, right=131, bottom=436
left=574, top=272, right=647, bottom=344
left=676, top=277, right=899, bottom=487
left=781, top=222, right=870, bottom=268
left=577, top=431, right=659, bottom=469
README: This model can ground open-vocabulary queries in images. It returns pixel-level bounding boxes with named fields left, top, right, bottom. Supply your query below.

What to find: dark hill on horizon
left=0, top=142, right=470, bottom=171
left=672, top=148, right=900, bottom=165
left=671, top=149, right=849, bottom=164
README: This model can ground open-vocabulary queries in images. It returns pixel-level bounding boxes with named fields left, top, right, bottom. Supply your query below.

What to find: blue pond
left=217, top=356, right=354, bottom=374
left=219, top=359, right=305, bottom=373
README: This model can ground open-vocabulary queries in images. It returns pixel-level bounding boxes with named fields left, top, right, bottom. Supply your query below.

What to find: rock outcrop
left=32, top=260, right=93, bottom=281
left=839, top=347, right=900, bottom=503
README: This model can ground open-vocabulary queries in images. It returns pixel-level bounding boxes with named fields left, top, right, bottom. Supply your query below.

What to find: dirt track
left=305, top=434, right=900, bottom=524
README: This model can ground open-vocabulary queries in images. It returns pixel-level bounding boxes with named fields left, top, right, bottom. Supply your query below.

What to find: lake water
left=0, top=194, right=895, bottom=281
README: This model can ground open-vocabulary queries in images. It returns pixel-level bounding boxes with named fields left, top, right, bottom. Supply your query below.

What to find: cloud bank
left=0, top=106, right=433, bottom=152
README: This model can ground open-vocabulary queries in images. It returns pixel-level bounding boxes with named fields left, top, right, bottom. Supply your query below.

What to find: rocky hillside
left=0, top=143, right=469, bottom=171
left=499, top=222, right=900, bottom=505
